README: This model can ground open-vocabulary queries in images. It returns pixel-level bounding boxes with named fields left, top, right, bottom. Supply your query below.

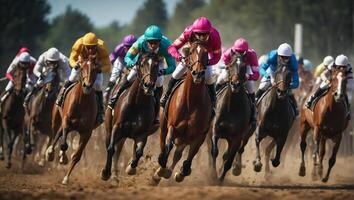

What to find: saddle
left=309, top=88, right=329, bottom=110
left=163, top=78, right=185, bottom=116
left=60, top=82, right=79, bottom=108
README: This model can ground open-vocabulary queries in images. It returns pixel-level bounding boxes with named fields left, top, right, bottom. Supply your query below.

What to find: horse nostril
left=192, top=70, right=197, bottom=75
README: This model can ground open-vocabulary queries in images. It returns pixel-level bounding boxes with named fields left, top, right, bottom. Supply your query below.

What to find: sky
left=48, top=0, right=180, bottom=28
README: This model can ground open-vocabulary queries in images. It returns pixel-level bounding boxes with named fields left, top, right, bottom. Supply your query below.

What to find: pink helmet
left=192, top=17, right=212, bottom=33
left=122, top=34, right=137, bottom=46
left=232, top=38, right=249, bottom=52
left=17, top=47, right=30, bottom=56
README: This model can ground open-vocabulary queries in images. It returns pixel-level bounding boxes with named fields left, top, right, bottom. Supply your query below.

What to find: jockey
left=23, top=47, right=71, bottom=108
left=161, top=17, right=222, bottom=108
left=107, top=25, right=176, bottom=123
left=215, top=38, right=259, bottom=124
left=314, top=56, right=334, bottom=84
left=306, top=55, right=353, bottom=119
left=55, top=32, right=111, bottom=124
left=105, top=34, right=137, bottom=100
left=255, top=43, right=299, bottom=116
left=1, top=51, right=37, bottom=103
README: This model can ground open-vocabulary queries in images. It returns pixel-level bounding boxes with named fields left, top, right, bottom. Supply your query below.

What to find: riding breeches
left=172, top=62, right=215, bottom=85
left=68, top=68, right=104, bottom=91
left=216, top=66, right=256, bottom=93
left=110, top=57, right=126, bottom=83
left=126, top=62, right=165, bottom=88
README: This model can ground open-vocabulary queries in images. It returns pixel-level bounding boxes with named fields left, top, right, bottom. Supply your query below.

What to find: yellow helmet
left=83, top=32, right=98, bottom=46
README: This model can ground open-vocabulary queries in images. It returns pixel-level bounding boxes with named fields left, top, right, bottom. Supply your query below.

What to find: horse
left=23, top=64, right=60, bottom=167
left=153, top=42, right=212, bottom=183
left=45, top=55, right=100, bottom=184
left=0, top=65, right=27, bottom=168
left=209, top=52, right=252, bottom=182
left=253, top=65, right=296, bottom=177
left=100, top=52, right=160, bottom=182
left=299, top=66, right=349, bottom=183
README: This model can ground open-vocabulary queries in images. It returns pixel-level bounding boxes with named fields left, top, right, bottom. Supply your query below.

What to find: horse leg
left=45, top=126, right=62, bottom=162
left=155, top=126, right=174, bottom=179
left=111, top=138, right=126, bottom=185
left=126, top=137, right=147, bottom=175
left=271, top=135, right=287, bottom=168
left=311, top=127, right=320, bottom=180
left=5, top=127, right=16, bottom=169
left=322, top=134, right=342, bottom=183
left=210, top=133, right=219, bottom=179
left=253, top=127, right=265, bottom=172
left=59, top=126, right=70, bottom=165
left=299, top=120, right=311, bottom=177
left=169, top=142, right=187, bottom=174
left=174, top=136, right=205, bottom=183
left=101, top=125, right=122, bottom=181
left=0, top=126, right=4, bottom=161
left=264, top=139, right=276, bottom=179
left=62, top=132, right=91, bottom=185
left=317, top=137, right=326, bottom=178
left=219, top=139, right=240, bottom=182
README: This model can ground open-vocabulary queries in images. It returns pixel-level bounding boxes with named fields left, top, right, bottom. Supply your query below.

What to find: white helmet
left=19, top=52, right=30, bottom=63
left=323, top=56, right=334, bottom=66
left=46, top=47, right=60, bottom=61
left=258, top=54, right=268, bottom=65
left=277, top=43, right=293, bottom=57
left=335, top=54, right=349, bottom=66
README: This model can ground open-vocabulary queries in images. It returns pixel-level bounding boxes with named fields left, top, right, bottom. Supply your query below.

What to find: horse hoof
left=157, top=167, right=172, bottom=179
left=5, top=162, right=11, bottom=169
left=271, top=159, right=280, bottom=167
left=151, top=172, right=161, bottom=186
left=62, top=176, right=69, bottom=185
left=59, top=152, right=68, bottom=165
left=174, top=172, right=184, bottom=183
left=45, top=148, right=55, bottom=162
left=38, top=159, right=45, bottom=167
left=125, top=165, right=137, bottom=175
left=253, top=162, right=262, bottom=172
left=232, top=165, right=242, bottom=176
left=321, top=177, right=329, bottom=183
left=101, top=169, right=111, bottom=181
left=299, top=165, right=306, bottom=177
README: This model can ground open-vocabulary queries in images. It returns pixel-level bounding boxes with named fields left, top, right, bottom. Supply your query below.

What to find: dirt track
left=1, top=127, right=354, bottom=200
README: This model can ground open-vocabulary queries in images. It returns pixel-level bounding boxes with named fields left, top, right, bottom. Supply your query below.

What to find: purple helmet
left=122, top=34, right=137, bottom=46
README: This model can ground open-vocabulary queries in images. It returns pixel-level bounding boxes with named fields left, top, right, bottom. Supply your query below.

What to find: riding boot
left=95, top=91, right=104, bottom=124
left=107, top=77, right=130, bottom=110
left=23, top=86, right=38, bottom=108
left=56, top=80, right=73, bottom=107
left=289, top=93, right=299, bottom=116
left=249, top=93, right=257, bottom=124
left=104, top=81, right=115, bottom=104
left=305, top=87, right=326, bottom=109
left=154, top=86, right=163, bottom=124
left=207, top=84, right=216, bottom=117
left=160, top=78, right=178, bottom=108
left=255, top=89, right=266, bottom=102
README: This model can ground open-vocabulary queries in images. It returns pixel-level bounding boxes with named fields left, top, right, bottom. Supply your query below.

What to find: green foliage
left=41, top=6, right=94, bottom=56
left=0, top=0, right=50, bottom=75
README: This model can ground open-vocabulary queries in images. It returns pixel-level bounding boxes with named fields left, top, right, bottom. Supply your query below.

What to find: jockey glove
left=158, top=69, right=166, bottom=76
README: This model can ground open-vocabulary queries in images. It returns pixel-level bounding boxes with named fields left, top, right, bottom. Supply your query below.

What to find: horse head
left=228, top=51, right=247, bottom=93
left=186, top=42, right=209, bottom=84
left=274, top=65, right=292, bottom=99
left=13, top=64, right=27, bottom=93
left=331, top=67, right=347, bottom=102
left=137, top=53, right=159, bottom=95
left=80, top=55, right=99, bottom=94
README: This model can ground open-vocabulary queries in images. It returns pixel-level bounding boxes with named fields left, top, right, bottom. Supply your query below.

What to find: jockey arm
left=289, top=55, right=300, bottom=89
left=33, top=54, right=46, bottom=78
left=160, top=37, right=176, bottom=75
left=168, top=31, right=188, bottom=62
left=207, top=29, right=222, bottom=65
left=69, top=39, right=82, bottom=68
left=247, top=49, right=260, bottom=81
left=124, top=41, right=140, bottom=68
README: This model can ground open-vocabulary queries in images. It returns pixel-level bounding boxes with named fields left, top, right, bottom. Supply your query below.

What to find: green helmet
left=144, top=25, right=162, bottom=41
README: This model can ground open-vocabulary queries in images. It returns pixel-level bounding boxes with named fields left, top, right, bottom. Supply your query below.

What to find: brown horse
left=299, top=67, right=348, bottom=182
left=253, top=66, right=296, bottom=176
left=153, top=42, right=212, bottom=183
left=209, top=52, right=252, bottom=182
left=100, top=52, right=160, bottom=181
left=45, top=55, right=100, bottom=184
left=0, top=65, right=27, bottom=168
left=23, top=65, right=60, bottom=167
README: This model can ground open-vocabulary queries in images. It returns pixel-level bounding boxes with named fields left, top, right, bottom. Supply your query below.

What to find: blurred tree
left=41, top=5, right=94, bottom=57
left=166, top=0, right=205, bottom=39
left=0, top=0, right=50, bottom=76
left=128, top=0, right=168, bottom=36
left=95, top=21, right=125, bottom=53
